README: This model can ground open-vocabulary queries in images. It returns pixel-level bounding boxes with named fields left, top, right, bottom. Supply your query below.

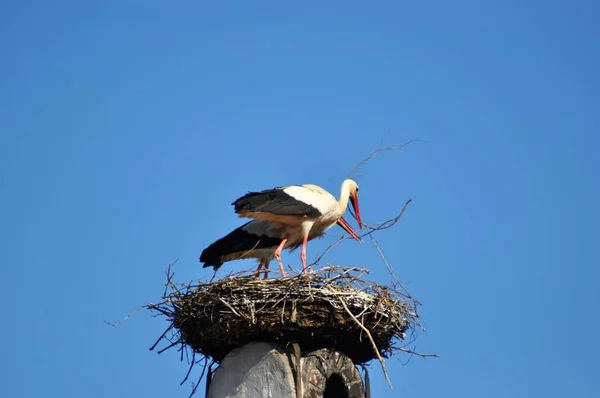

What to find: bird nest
left=147, top=265, right=421, bottom=366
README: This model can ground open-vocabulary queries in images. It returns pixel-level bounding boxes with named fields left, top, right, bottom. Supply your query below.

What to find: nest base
left=154, top=267, right=416, bottom=365
left=180, top=304, right=389, bottom=364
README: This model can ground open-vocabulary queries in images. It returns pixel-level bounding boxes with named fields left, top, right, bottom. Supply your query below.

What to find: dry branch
left=337, top=295, right=392, bottom=388
left=348, top=138, right=426, bottom=179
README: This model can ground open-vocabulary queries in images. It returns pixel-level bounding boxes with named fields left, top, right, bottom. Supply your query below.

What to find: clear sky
left=1, top=1, right=599, bottom=397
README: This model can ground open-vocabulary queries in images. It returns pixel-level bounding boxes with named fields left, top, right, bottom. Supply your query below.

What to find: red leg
left=275, top=235, right=289, bottom=278
left=300, top=233, right=309, bottom=273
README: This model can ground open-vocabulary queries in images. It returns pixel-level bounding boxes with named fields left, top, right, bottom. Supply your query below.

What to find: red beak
left=350, top=196, right=363, bottom=230
left=337, top=217, right=363, bottom=243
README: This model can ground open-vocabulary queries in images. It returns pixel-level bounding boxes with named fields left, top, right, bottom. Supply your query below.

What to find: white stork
left=231, top=179, right=363, bottom=274
left=199, top=217, right=361, bottom=278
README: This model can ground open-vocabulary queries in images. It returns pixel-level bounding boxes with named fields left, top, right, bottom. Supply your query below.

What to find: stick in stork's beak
left=337, top=217, right=363, bottom=243
left=350, top=194, right=363, bottom=230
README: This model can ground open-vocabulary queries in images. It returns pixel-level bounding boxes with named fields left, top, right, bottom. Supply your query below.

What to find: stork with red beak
left=231, top=179, right=363, bottom=275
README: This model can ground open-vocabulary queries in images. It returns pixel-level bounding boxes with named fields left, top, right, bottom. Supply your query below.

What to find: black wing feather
left=232, top=188, right=321, bottom=218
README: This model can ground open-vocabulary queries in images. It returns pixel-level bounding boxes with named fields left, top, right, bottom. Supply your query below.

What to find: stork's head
left=344, top=179, right=363, bottom=230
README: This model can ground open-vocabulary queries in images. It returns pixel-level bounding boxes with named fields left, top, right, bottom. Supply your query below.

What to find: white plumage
left=231, top=179, right=363, bottom=275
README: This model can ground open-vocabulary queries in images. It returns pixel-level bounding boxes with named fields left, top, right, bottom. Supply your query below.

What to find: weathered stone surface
left=301, top=348, right=364, bottom=398
left=207, top=343, right=365, bottom=398
left=207, top=342, right=296, bottom=398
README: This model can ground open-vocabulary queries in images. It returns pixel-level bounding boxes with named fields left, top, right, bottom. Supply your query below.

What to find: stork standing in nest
left=231, top=179, right=363, bottom=276
left=199, top=216, right=361, bottom=278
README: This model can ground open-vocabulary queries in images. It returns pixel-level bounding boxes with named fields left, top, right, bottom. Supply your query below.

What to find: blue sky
left=1, top=1, right=599, bottom=397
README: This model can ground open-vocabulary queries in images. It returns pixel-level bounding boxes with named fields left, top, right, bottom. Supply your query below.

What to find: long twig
left=369, top=234, right=420, bottom=307
left=189, top=357, right=209, bottom=398
left=292, top=342, right=302, bottom=398
left=398, top=347, right=439, bottom=359
left=348, top=139, right=426, bottom=179
left=104, top=305, right=144, bottom=327
left=157, top=340, right=180, bottom=355
left=354, top=199, right=413, bottom=238
left=163, top=260, right=179, bottom=297
left=149, top=325, right=174, bottom=351
left=310, top=235, right=348, bottom=266
left=315, top=198, right=412, bottom=272
left=180, top=351, right=196, bottom=385
left=337, top=296, right=393, bottom=388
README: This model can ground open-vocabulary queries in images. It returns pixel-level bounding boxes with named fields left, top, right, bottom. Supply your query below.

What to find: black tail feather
left=199, top=221, right=282, bottom=270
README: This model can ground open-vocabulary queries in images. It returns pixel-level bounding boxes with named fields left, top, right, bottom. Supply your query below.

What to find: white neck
left=338, top=180, right=352, bottom=213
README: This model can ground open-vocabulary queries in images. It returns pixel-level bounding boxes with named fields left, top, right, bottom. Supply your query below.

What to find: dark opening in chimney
left=323, top=373, right=349, bottom=398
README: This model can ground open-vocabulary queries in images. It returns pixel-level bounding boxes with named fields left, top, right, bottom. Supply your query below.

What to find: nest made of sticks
left=147, top=265, right=420, bottom=366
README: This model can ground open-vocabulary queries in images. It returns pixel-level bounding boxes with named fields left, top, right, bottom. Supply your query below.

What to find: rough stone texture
left=207, top=343, right=365, bottom=398
left=301, top=348, right=364, bottom=398
left=207, top=342, right=296, bottom=398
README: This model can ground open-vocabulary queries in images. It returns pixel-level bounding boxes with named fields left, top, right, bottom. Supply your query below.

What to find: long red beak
left=350, top=196, right=363, bottom=230
left=337, top=217, right=363, bottom=243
